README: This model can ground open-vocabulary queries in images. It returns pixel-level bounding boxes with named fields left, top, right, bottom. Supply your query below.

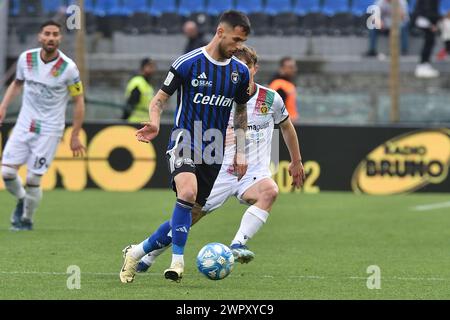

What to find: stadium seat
left=294, top=0, right=326, bottom=35
left=440, top=0, right=450, bottom=15
left=407, top=0, right=416, bottom=13
left=350, top=0, right=374, bottom=16
left=205, top=0, right=234, bottom=16
left=351, top=0, right=374, bottom=36
left=178, top=0, right=205, bottom=17
left=19, top=0, right=43, bottom=16
left=42, top=0, right=66, bottom=16
left=235, top=0, right=264, bottom=14
left=265, top=0, right=292, bottom=15
left=149, top=0, right=177, bottom=16
left=322, top=0, right=353, bottom=35
left=293, top=0, right=321, bottom=16
left=8, top=0, right=20, bottom=16
left=127, top=0, right=150, bottom=14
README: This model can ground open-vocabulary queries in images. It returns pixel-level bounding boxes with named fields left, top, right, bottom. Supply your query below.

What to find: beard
left=43, top=43, right=58, bottom=54
left=218, top=43, right=233, bottom=59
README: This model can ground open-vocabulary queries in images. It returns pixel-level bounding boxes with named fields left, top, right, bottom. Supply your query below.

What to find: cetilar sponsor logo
left=193, top=93, right=234, bottom=107
left=352, top=129, right=450, bottom=195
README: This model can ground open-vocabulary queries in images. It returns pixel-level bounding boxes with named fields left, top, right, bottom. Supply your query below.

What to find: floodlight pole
left=75, top=0, right=88, bottom=89
left=390, top=0, right=400, bottom=123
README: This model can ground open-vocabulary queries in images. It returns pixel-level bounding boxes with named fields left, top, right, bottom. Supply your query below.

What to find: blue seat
left=322, top=0, right=350, bottom=16
left=265, top=0, right=292, bottom=15
left=235, top=0, right=264, bottom=15
left=407, top=0, right=416, bottom=13
left=9, top=0, right=20, bottom=16
left=293, top=0, right=321, bottom=16
left=178, top=0, right=205, bottom=17
left=124, top=0, right=149, bottom=14
left=149, top=0, right=177, bottom=16
left=94, top=0, right=130, bottom=16
left=350, top=0, right=375, bottom=16
left=42, top=0, right=66, bottom=15
left=206, top=0, right=234, bottom=16
left=440, top=0, right=450, bottom=15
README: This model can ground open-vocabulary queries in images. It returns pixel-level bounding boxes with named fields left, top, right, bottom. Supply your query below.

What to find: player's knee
left=1, top=165, right=19, bottom=181
left=26, top=172, right=42, bottom=187
left=262, top=184, right=279, bottom=205
left=178, top=189, right=197, bottom=203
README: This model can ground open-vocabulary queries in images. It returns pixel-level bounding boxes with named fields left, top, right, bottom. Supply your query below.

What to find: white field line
left=411, top=201, right=450, bottom=211
left=0, top=271, right=448, bottom=282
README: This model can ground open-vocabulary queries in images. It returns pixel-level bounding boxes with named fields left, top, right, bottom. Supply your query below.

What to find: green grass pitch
left=0, top=190, right=449, bottom=299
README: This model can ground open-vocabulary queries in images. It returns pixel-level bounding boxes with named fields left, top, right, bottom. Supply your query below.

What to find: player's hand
left=136, top=122, right=159, bottom=143
left=234, top=152, right=248, bottom=181
left=289, top=160, right=305, bottom=188
left=70, top=135, right=86, bottom=158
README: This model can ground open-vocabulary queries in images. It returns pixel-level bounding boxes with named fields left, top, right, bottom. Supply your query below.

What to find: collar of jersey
left=201, top=47, right=231, bottom=66
left=39, top=49, right=60, bottom=64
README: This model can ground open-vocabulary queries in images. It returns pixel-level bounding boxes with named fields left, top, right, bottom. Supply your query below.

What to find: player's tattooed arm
left=136, top=90, right=170, bottom=143
left=234, top=103, right=248, bottom=180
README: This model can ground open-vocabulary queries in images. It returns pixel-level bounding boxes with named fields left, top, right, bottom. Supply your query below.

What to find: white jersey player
left=133, top=45, right=305, bottom=272
left=0, top=21, right=85, bottom=231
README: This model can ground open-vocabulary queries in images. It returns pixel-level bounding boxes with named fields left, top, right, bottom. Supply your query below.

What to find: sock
left=23, top=186, right=42, bottom=221
left=141, top=246, right=170, bottom=266
left=171, top=199, right=193, bottom=255
left=2, top=167, right=26, bottom=199
left=231, top=205, right=269, bottom=246
left=130, top=221, right=172, bottom=260
left=171, top=254, right=184, bottom=266
left=143, top=221, right=172, bottom=253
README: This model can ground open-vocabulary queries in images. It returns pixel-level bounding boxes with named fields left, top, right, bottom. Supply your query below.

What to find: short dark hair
left=279, top=56, right=295, bottom=67
left=140, top=58, right=154, bottom=69
left=218, top=10, right=251, bottom=35
left=40, top=20, right=62, bottom=32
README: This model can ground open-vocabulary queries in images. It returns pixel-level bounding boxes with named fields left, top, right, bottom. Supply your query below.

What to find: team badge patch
left=231, top=71, right=239, bottom=84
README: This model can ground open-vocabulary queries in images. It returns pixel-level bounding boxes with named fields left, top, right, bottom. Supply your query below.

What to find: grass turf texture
left=0, top=190, right=449, bottom=299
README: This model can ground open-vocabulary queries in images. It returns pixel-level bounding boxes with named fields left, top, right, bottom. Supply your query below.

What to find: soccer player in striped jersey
left=120, top=11, right=252, bottom=283
left=0, top=21, right=85, bottom=231
left=132, top=46, right=305, bottom=272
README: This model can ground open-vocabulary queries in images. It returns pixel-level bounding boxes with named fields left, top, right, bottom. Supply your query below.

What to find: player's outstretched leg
left=2, top=165, right=27, bottom=231
left=120, top=220, right=173, bottom=283
left=136, top=246, right=170, bottom=273
left=164, top=198, right=194, bottom=282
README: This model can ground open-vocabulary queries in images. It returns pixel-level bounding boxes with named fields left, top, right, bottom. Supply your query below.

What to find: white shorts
left=202, top=165, right=272, bottom=213
left=1, top=129, right=61, bottom=175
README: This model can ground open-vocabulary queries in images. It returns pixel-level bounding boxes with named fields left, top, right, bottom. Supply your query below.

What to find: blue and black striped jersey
left=161, top=47, right=250, bottom=159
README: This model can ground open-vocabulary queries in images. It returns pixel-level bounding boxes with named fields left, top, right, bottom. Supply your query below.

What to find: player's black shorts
left=165, top=151, right=221, bottom=207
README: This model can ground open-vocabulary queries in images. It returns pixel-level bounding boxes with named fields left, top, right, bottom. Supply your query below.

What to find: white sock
left=141, top=246, right=170, bottom=266
left=23, top=186, right=42, bottom=221
left=171, top=254, right=184, bottom=266
left=231, top=206, right=269, bottom=246
left=2, top=166, right=26, bottom=199
left=129, top=241, right=146, bottom=260
left=4, top=176, right=26, bottom=200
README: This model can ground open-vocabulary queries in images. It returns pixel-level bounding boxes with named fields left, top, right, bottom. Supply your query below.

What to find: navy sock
left=171, top=199, right=194, bottom=255
left=143, top=221, right=172, bottom=254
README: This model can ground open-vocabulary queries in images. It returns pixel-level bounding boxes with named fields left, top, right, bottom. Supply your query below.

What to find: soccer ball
left=196, top=242, right=235, bottom=280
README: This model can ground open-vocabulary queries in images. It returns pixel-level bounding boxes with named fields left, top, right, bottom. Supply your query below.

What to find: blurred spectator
left=123, top=58, right=156, bottom=122
left=269, top=57, right=299, bottom=122
left=437, top=10, right=450, bottom=61
left=183, top=20, right=208, bottom=53
left=413, top=0, right=441, bottom=78
left=365, top=0, right=410, bottom=57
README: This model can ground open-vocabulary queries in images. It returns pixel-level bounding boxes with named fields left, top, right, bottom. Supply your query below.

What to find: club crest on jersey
left=231, top=71, right=239, bottom=84
left=260, top=102, right=268, bottom=114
